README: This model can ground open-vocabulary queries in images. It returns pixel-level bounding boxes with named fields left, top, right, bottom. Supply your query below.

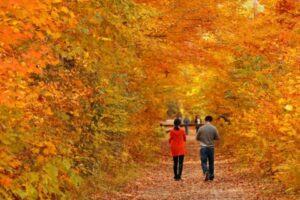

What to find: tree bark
left=253, top=0, right=258, bottom=18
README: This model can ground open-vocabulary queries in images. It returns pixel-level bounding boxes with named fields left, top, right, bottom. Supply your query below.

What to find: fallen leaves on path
left=95, top=134, right=296, bottom=200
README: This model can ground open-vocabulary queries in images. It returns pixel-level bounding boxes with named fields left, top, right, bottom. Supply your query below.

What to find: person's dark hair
left=205, top=115, right=213, bottom=122
left=174, top=118, right=181, bottom=130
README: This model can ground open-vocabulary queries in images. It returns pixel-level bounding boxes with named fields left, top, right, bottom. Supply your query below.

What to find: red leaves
left=0, top=176, right=13, bottom=188
left=276, top=0, right=295, bottom=13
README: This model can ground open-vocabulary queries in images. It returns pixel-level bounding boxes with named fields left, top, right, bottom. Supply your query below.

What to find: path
left=97, top=132, right=270, bottom=200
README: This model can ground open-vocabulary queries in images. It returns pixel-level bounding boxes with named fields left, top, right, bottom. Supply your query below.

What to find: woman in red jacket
left=169, top=118, right=186, bottom=181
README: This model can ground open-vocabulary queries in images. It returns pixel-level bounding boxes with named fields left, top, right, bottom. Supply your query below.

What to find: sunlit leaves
left=0, top=0, right=299, bottom=198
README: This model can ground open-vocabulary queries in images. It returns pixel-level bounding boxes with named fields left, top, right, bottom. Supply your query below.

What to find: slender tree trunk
left=253, top=0, right=258, bottom=18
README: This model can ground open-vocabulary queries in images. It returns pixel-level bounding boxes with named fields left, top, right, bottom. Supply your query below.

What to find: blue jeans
left=200, top=147, right=214, bottom=180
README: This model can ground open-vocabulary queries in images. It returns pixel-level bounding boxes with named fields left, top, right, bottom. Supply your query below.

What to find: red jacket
left=169, top=128, right=186, bottom=156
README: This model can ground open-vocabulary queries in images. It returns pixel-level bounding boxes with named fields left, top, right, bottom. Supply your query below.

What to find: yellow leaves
left=69, top=110, right=80, bottom=117
left=60, top=6, right=69, bottom=14
left=50, top=10, right=59, bottom=19
left=279, top=125, right=292, bottom=135
left=10, top=159, right=21, bottom=169
left=11, top=20, right=18, bottom=26
left=36, top=155, right=45, bottom=164
left=278, top=99, right=294, bottom=112
left=34, top=141, right=58, bottom=156
left=31, top=148, right=40, bottom=154
left=43, top=142, right=57, bottom=155
left=43, top=91, right=52, bottom=97
left=32, top=141, right=57, bottom=161
left=52, top=0, right=62, bottom=3
left=277, top=98, right=285, bottom=104
left=42, top=149, right=51, bottom=155
left=121, top=152, right=130, bottom=162
left=202, top=32, right=216, bottom=42
left=273, top=116, right=280, bottom=125
left=46, top=29, right=61, bottom=39
left=83, top=52, right=89, bottom=59
left=52, top=32, right=62, bottom=39
left=284, top=104, right=293, bottom=111
left=98, top=37, right=112, bottom=41
left=45, top=107, right=53, bottom=115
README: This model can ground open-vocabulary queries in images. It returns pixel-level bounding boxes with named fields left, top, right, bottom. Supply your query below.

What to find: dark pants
left=200, top=147, right=214, bottom=180
left=184, top=126, right=189, bottom=135
left=173, top=155, right=184, bottom=179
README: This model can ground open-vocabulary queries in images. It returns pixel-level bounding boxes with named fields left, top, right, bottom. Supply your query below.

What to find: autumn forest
left=0, top=0, right=299, bottom=199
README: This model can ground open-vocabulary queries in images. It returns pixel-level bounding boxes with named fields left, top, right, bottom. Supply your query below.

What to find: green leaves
left=43, top=163, right=58, bottom=179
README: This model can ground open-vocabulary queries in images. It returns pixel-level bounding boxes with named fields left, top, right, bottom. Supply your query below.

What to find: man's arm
left=214, top=128, right=220, bottom=140
left=196, top=128, right=201, bottom=141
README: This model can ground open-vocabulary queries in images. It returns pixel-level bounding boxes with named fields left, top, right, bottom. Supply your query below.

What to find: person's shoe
left=204, top=171, right=209, bottom=181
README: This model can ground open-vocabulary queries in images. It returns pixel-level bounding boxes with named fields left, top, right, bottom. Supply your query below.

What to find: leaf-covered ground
left=95, top=131, right=295, bottom=200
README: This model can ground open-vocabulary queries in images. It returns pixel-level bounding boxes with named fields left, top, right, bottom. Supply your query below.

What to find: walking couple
left=168, top=116, right=220, bottom=181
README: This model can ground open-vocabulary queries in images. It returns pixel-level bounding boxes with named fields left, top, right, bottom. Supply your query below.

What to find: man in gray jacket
left=196, top=115, right=220, bottom=181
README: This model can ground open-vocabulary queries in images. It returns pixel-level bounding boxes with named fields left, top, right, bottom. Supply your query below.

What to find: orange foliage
left=0, top=0, right=299, bottom=198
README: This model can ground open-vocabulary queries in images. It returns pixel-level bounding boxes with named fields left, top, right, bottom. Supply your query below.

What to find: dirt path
left=96, top=131, right=270, bottom=200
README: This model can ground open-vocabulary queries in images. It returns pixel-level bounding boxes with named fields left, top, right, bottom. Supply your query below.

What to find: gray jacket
left=196, top=123, right=220, bottom=147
